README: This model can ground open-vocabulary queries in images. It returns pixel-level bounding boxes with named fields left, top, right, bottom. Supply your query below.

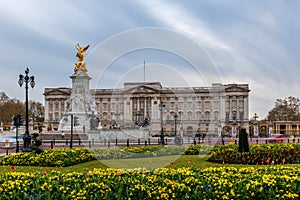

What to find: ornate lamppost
left=268, top=121, right=273, bottom=137
left=231, top=115, right=237, bottom=138
left=253, top=113, right=259, bottom=137
left=18, top=67, right=35, bottom=152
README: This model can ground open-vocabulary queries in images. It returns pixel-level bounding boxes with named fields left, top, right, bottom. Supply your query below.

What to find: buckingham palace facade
left=43, top=82, right=250, bottom=135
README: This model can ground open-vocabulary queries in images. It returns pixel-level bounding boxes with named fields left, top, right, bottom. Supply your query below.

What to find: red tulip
left=11, top=165, right=16, bottom=171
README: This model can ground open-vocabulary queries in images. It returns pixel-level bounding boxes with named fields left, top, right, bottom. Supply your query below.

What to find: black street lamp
left=18, top=67, right=35, bottom=152
left=253, top=113, right=259, bottom=137
left=159, top=103, right=165, bottom=145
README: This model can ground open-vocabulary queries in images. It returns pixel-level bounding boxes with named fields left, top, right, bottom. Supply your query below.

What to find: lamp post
left=159, top=103, right=165, bottom=145
left=253, top=113, right=259, bottom=137
left=18, top=67, right=35, bottom=152
left=268, top=121, right=273, bottom=137
left=231, top=115, right=237, bottom=138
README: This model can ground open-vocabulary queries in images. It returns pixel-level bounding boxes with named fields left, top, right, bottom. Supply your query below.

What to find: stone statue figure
left=89, top=111, right=99, bottom=130
left=74, top=43, right=90, bottom=73
left=73, top=94, right=84, bottom=111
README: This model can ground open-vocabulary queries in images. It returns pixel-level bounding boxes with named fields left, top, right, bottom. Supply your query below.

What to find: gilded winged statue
left=74, top=43, right=90, bottom=73
left=76, top=43, right=90, bottom=62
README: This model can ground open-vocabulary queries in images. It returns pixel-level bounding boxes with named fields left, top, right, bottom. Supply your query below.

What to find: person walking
left=61, top=131, right=65, bottom=139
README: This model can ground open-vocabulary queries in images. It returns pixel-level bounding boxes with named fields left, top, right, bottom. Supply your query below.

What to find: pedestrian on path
left=61, top=131, right=65, bottom=139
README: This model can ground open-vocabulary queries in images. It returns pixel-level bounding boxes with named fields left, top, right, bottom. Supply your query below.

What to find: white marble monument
left=58, top=44, right=100, bottom=132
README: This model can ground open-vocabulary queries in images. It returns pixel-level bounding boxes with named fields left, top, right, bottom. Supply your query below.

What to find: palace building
left=43, top=82, right=250, bottom=135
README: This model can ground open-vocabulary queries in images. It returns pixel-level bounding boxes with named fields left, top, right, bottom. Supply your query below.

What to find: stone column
left=151, top=98, right=156, bottom=120
left=144, top=98, right=147, bottom=117
left=137, top=97, right=140, bottom=112
left=129, top=98, right=133, bottom=121
left=244, top=96, right=249, bottom=120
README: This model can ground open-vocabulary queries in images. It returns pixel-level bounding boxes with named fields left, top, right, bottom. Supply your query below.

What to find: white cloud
left=0, top=0, right=299, bottom=120
left=137, top=0, right=233, bottom=53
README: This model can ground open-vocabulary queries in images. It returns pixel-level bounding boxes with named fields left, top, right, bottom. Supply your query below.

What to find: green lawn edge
left=2, top=154, right=299, bottom=174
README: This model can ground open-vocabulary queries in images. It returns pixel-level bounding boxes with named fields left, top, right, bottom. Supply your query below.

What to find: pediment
left=44, top=88, right=71, bottom=96
left=225, top=84, right=249, bottom=92
left=125, top=85, right=160, bottom=94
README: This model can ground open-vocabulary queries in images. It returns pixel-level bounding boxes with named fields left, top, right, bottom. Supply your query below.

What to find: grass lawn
left=0, top=154, right=246, bottom=173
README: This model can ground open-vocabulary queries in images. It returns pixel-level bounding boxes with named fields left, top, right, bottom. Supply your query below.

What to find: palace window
left=103, top=103, right=108, bottom=109
left=205, top=101, right=210, bottom=109
left=214, top=112, right=219, bottom=121
left=111, top=113, right=116, bottom=120
left=55, top=103, right=59, bottom=111
left=55, top=113, right=59, bottom=121
left=196, top=112, right=201, bottom=121
left=226, top=113, right=230, bottom=122
left=111, top=103, right=116, bottom=110
left=240, top=113, right=244, bottom=121
left=103, top=112, right=108, bottom=120
left=187, top=112, right=192, bottom=120
left=205, top=112, right=210, bottom=121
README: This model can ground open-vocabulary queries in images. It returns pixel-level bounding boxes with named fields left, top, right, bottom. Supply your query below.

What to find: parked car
left=267, top=134, right=284, bottom=143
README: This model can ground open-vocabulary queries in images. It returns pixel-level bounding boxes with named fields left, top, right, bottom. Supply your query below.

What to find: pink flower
left=11, top=165, right=16, bottom=171
left=86, top=173, right=90, bottom=177
left=170, top=161, right=174, bottom=165
left=265, top=159, right=270, bottom=164
left=43, top=171, right=47, bottom=175
left=187, top=161, right=191, bottom=165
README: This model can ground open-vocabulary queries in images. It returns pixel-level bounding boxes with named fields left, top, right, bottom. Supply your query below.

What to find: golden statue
left=74, top=43, right=90, bottom=73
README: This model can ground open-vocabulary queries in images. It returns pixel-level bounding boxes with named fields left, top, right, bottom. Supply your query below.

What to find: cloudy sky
left=0, top=0, right=299, bottom=120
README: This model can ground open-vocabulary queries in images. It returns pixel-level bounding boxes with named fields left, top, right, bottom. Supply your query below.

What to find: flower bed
left=2, top=144, right=298, bottom=167
left=0, top=166, right=299, bottom=199
left=0, top=148, right=96, bottom=167
left=208, top=143, right=300, bottom=165
left=0, top=146, right=189, bottom=167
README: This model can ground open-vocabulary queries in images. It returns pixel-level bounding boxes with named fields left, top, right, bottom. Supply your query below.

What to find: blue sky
left=0, top=0, right=299, bottom=120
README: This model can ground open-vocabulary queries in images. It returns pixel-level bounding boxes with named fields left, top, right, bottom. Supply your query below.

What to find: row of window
left=48, top=102, right=64, bottom=111
left=48, top=113, right=63, bottom=122
left=48, top=100, right=244, bottom=113
left=100, top=111, right=223, bottom=121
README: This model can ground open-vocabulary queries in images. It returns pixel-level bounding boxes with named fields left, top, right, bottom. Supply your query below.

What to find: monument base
left=86, top=130, right=101, bottom=140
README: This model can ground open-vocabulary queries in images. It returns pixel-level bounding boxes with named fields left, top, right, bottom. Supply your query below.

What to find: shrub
left=208, top=143, right=300, bottom=165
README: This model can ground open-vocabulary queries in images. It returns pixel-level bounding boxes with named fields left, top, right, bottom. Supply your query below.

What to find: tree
left=0, top=92, right=9, bottom=104
left=29, top=100, right=45, bottom=122
left=0, top=93, right=44, bottom=126
left=0, top=99, right=25, bottom=123
left=267, top=96, right=300, bottom=121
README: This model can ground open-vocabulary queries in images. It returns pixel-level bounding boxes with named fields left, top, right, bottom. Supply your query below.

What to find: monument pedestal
left=87, top=130, right=101, bottom=140
left=58, top=69, right=100, bottom=132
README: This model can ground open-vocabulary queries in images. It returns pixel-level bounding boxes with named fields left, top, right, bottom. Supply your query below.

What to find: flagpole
left=144, top=61, right=145, bottom=83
